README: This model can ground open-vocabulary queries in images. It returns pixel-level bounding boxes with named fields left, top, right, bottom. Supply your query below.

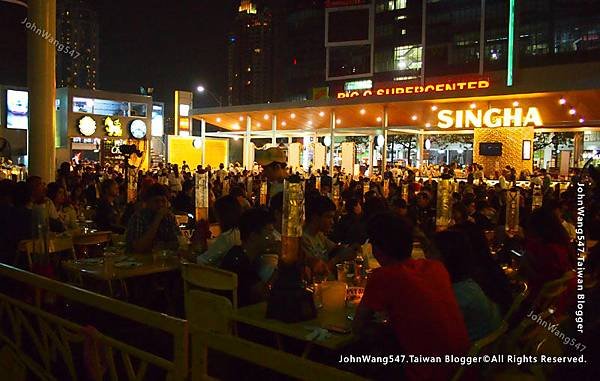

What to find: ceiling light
left=239, top=116, right=244, bottom=122
left=559, top=97, right=566, bottom=105
left=264, top=114, right=269, bottom=120
left=425, top=122, right=431, bottom=128
left=411, top=115, right=417, bottom=121
left=216, top=117, right=222, bottom=122
left=233, top=124, right=240, bottom=130
left=360, top=109, right=366, bottom=115
left=569, top=107, right=576, bottom=115
left=308, top=121, right=313, bottom=126
left=579, top=118, right=585, bottom=123
left=336, top=119, right=341, bottom=125
left=256, top=122, right=261, bottom=127
left=290, top=113, right=296, bottom=119
left=319, top=111, right=325, bottom=117
left=431, top=105, right=438, bottom=111
left=469, top=103, right=476, bottom=109
left=376, top=116, right=382, bottom=123
left=512, top=101, right=519, bottom=107
left=281, top=121, right=287, bottom=126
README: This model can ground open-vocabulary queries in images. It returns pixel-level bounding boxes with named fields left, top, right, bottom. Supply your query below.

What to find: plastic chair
left=181, top=262, right=239, bottom=311
left=451, top=322, right=509, bottom=381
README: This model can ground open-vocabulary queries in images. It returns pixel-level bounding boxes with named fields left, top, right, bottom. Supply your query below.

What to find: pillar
left=271, top=115, right=277, bottom=146
left=200, top=118, right=206, bottom=166
left=381, top=107, right=389, bottom=172
left=368, top=135, right=375, bottom=176
left=417, top=131, right=425, bottom=167
left=28, top=0, right=57, bottom=182
left=573, top=132, right=584, bottom=168
left=329, top=111, right=336, bottom=175
left=243, top=116, right=252, bottom=170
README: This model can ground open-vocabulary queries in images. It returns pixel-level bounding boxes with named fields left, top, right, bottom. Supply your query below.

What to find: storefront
left=192, top=70, right=600, bottom=177
left=55, top=88, right=152, bottom=170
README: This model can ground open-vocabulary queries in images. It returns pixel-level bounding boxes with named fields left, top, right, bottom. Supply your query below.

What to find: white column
left=201, top=118, right=206, bottom=166
left=243, top=116, right=252, bottom=170
left=329, top=111, right=336, bottom=175
left=381, top=107, right=389, bottom=172
left=271, top=114, right=277, bottom=146
left=288, top=136, right=292, bottom=145
left=368, top=135, right=375, bottom=176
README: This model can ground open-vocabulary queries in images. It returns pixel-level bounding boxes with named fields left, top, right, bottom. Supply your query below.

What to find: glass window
left=130, top=102, right=147, bottom=117
left=394, top=45, right=422, bottom=70
left=93, top=99, right=129, bottom=117
left=72, top=97, right=93, bottom=113
left=328, top=45, right=372, bottom=78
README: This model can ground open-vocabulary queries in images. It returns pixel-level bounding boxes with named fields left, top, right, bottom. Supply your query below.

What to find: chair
left=181, top=262, right=239, bottom=311
left=451, top=322, right=509, bottom=381
left=187, top=290, right=233, bottom=381
left=502, top=282, right=529, bottom=324
left=16, top=237, right=75, bottom=270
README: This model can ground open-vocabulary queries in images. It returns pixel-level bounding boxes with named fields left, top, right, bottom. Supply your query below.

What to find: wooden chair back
left=181, top=262, right=238, bottom=310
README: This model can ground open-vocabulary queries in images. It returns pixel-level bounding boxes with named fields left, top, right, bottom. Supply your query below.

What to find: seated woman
left=354, top=213, right=470, bottom=381
left=196, top=195, right=242, bottom=266
left=435, top=230, right=502, bottom=342
left=301, top=195, right=355, bottom=277
left=47, top=182, right=80, bottom=234
left=331, top=198, right=366, bottom=245
left=221, top=208, right=278, bottom=306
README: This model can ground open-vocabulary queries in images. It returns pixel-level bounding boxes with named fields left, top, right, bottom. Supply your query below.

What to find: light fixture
left=425, top=122, right=431, bottom=128
left=192, top=138, right=202, bottom=149
left=233, top=123, right=241, bottom=130
left=559, top=97, right=566, bottom=105
left=569, top=107, right=576, bottom=115
left=376, top=116, right=382, bottom=123
left=469, top=103, right=476, bottom=109
left=431, top=105, right=438, bottom=111
left=579, top=118, right=585, bottom=124
left=196, top=86, right=205, bottom=93
left=239, top=116, right=244, bottom=121
left=512, top=101, right=519, bottom=107
left=233, top=136, right=240, bottom=141
left=522, top=140, right=532, bottom=160
left=264, top=114, right=269, bottom=120
left=319, top=111, right=325, bottom=117
left=377, top=135, right=385, bottom=147
left=281, top=121, right=287, bottom=126
left=425, top=139, right=431, bottom=150
left=216, top=117, right=222, bottom=122
left=308, top=121, right=313, bottom=126
left=324, top=135, right=331, bottom=147
left=360, top=108, right=366, bottom=115
left=336, top=119, right=341, bottom=125
left=256, top=122, right=261, bottom=127
left=411, top=115, right=417, bottom=121
left=290, top=113, right=296, bottom=119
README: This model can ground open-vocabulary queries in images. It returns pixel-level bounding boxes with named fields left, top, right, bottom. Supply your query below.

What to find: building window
left=394, top=45, right=422, bottom=70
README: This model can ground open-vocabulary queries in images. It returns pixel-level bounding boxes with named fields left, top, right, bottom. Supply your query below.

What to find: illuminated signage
left=344, top=79, right=372, bottom=91
left=129, top=119, right=147, bottom=139
left=104, top=116, right=123, bottom=137
left=77, top=116, right=97, bottom=136
left=436, top=107, right=543, bottom=129
left=336, top=80, right=490, bottom=99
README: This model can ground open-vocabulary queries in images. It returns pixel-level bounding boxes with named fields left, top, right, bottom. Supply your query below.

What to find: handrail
left=0, top=263, right=187, bottom=333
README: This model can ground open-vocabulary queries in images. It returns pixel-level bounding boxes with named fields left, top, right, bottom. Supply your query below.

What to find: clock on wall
left=129, top=119, right=147, bottom=139
left=78, top=116, right=97, bottom=136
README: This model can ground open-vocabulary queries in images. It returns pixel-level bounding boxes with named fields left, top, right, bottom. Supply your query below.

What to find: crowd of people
left=0, top=148, right=598, bottom=380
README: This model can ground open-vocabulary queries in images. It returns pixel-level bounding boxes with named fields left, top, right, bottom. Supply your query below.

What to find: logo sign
left=129, top=119, right=147, bottom=139
left=436, top=107, right=543, bottom=129
left=78, top=116, right=97, bottom=136
left=104, top=116, right=123, bottom=137
left=336, top=80, right=490, bottom=99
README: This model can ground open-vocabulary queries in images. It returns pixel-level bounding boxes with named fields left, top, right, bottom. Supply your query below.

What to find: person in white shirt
left=197, top=195, right=242, bottom=266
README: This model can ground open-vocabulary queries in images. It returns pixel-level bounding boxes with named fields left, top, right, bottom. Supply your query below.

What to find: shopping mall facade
left=191, top=61, right=600, bottom=177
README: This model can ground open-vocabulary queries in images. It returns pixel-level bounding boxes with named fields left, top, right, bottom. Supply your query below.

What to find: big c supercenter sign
left=336, top=79, right=490, bottom=99
left=437, top=107, right=543, bottom=129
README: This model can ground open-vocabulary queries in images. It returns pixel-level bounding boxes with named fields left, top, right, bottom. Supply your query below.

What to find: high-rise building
left=227, top=1, right=274, bottom=105
left=56, top=0, right=99, bottom=90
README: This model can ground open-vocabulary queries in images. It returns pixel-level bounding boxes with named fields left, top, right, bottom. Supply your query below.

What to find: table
left=62, top=254, right=181, bottom=297
left=231, top=302, right=356, bottom=357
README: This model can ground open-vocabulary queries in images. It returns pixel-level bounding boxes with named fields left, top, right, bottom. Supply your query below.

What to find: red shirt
left=361, top=258, right=470, bottom=381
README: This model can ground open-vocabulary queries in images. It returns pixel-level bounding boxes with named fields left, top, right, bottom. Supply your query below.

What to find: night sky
left=0, top=0, right=239, bottom=115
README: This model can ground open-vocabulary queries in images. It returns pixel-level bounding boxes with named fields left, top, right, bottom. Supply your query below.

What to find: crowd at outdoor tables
left=0, top=150, right=598, bottom=381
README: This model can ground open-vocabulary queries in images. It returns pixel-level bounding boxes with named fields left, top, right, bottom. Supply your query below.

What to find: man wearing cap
left=256, top=147, right=288, bottom=199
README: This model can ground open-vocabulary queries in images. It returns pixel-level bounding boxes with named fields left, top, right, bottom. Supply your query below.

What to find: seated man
left=301, top=195, right=355, bottom=276
left=126, top=184, right=180, bottom=253
left=221, top=207, right=278, bottom=307
left=354, top=213, right=470, bottom=381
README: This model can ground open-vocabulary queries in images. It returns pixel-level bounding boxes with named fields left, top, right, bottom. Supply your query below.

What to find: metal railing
left=0, top=263, right=189, bottom=381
